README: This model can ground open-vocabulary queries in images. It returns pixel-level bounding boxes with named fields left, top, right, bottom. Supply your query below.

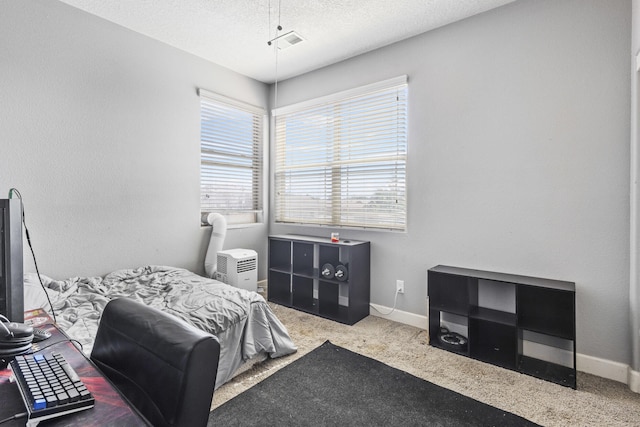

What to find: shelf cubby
left=292, top=276, right=314, bottom=308
left=469, top=318, right=517, bottom=370
left=267, top=270, right=291, bottom=305
left=518, top=285, right=575, bottom=339
left=292, top=242, right=314, bottom=277
left=268, top=238, right=292, bottom=273
left=318, top=280, right=340, bottom=315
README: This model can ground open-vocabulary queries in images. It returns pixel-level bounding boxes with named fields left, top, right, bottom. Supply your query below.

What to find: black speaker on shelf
left=321, top=263, right=335, bottom=279
left=334, top=264, right=348, bottom=281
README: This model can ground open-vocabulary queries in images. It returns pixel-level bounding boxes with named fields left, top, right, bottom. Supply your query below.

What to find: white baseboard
left=576, top=353, right=630, bottom=384
left=369, top=304, right=639, bottom=393
left=369, top=304, right=428, bottom=330
left=628, top=367, right=640, bottom=393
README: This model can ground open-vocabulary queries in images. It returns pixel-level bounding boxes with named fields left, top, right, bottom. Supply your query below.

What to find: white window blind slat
left=274, top=78, right=408, bottom=231
left=200, top=91, right=264, bottom=224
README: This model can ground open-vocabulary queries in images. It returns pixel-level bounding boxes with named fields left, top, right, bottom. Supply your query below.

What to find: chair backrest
left=90, top=298, right=220, bottom=427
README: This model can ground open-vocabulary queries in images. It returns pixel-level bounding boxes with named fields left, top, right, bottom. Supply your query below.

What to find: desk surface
left=0, top=322, right=149, bottom=426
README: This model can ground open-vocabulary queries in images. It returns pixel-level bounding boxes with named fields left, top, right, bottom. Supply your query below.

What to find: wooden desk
left=0, top=322, right=149, bottom=426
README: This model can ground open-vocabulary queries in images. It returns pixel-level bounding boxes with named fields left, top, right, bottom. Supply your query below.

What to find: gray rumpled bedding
left=36, top=265, right=297, bottom=389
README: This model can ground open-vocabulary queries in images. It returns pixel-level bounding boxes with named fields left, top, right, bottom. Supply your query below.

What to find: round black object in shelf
left=334, top=265, right=348, bottom=281
left=321, top=263, right=335, bottom=279
left=438, top=332, right=468, bottom=352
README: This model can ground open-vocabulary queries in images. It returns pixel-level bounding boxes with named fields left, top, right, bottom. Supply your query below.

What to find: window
left=199, top=90, right=265, bottom=225
left=273, top=76, right=408, bottom=231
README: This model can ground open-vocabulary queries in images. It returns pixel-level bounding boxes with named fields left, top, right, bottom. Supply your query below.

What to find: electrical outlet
left=396, top=279, right=404, bottom=294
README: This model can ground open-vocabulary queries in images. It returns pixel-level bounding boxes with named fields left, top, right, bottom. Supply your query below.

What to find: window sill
left=201, top=222, right=265, bottom=230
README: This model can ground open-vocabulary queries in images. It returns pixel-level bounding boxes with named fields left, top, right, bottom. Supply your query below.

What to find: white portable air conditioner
left=215, top=249, right=258, bottom=292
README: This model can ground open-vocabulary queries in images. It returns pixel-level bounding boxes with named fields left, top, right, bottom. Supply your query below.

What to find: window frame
left=199, top=89, right=266, bottom=227
left=272, top=76, right=408, bottom=231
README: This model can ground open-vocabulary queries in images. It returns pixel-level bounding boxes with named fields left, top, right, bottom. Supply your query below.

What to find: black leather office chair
left=90, top=298, right=220, bottom=427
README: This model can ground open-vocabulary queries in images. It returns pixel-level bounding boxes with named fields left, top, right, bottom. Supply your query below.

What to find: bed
left=23, top=265, right=297, bottom=389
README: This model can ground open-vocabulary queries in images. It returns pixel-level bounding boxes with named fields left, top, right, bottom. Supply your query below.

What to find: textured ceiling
left=57, top=0, right=516, bottom=83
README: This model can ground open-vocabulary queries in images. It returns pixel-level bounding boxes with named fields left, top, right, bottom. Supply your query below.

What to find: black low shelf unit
left=268, top=235, right=370, bottom=325
left=428, top=265, right=576, bottom=389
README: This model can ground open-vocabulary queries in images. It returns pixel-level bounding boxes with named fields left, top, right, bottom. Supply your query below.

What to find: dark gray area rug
left=208, top=341, right=540, bottom=426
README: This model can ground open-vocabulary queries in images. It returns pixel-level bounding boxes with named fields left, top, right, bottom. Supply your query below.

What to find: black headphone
left=0, top=314, right=34, bottom=368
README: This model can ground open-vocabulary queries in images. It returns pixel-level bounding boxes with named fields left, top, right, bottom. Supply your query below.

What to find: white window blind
left=273, top=76, right=408, bottom=231
left=199, top=89, right=264, bottom=225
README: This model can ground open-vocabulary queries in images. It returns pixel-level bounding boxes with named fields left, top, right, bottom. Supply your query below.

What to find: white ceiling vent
left=277, top=31, right=305, bottom=50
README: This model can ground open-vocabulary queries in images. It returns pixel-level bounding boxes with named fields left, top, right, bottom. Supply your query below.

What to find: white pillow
left=23, top=273, right=56, bottom=312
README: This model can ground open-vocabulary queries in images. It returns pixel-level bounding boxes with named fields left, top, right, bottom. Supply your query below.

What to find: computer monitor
left=0, top=198, right=24, bottom=323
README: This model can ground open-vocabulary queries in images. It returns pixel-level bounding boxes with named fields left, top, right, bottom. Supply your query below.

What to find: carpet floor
left=211, top=303, right=640, bottom=426
left=210, top=340, right=540, bottom=426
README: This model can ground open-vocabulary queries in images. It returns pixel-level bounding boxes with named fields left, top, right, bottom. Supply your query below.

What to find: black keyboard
left=10, top=353, right=94, bottom=425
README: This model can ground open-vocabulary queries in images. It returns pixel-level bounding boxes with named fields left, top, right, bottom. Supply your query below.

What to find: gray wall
left=631, top=0, right=640, bottom=373
left=0, top=0, right=270, bottom=279
left=270, top=0, right=632, bottom=364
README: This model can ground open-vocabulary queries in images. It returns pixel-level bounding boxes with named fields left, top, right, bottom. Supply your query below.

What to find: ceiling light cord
left=268, top=0, right=271, bottom=40
left=275, top=0, right=281, bottom=108
left=266, top=0, right=283, bottom=110
left=278, top=0, right=282, bottom=30
left=274, top=39, right=279, bottom=109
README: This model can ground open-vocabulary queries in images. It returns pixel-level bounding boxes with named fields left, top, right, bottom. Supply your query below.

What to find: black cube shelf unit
left=268, top=235, right=370, bottom=325
left=427, top=265, right=576, bottom=389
